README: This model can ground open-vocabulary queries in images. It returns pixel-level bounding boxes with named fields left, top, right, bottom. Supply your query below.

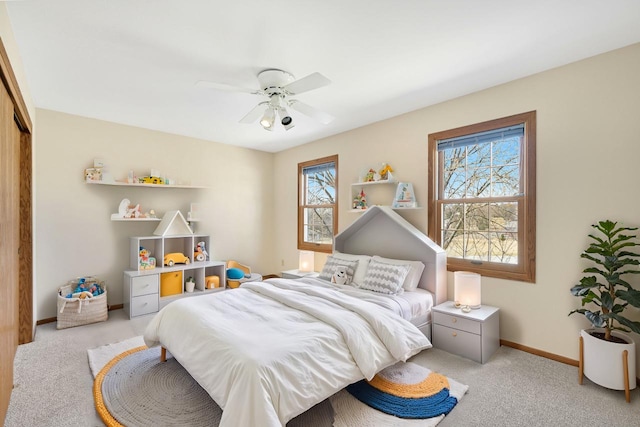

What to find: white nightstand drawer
left=131, top=275, right=159, bottom=297
left=433, top=311, right=481, bottom=335
left=433, top=324, right=482, bottom=363
left=130, top=293, right=159, bottom=317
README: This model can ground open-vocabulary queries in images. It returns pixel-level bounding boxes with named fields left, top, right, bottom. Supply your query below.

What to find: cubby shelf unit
left=123, top=233, right=226, bottom=318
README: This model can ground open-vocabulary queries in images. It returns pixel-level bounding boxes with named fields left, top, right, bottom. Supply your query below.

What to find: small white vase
left=582, top=328, right=637, bottom=390
left=185, top=281, right=195, bottom=293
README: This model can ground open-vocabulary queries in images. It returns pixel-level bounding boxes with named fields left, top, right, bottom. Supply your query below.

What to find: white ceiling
left=6, top=1, right=640, bottom=153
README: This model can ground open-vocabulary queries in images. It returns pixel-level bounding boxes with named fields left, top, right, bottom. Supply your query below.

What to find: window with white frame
left=298, top=155, right=338, bottom=253
left=428, top=112, right=536, bottom=282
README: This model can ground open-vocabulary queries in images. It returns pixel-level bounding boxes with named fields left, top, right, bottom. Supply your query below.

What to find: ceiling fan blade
left=239, top=103, right=268, bottom=124
left=283, top=72, right=331, bottom=95
left=196, top=80, right=263, bottom=95
left=289, top=100, right=335, bottom=124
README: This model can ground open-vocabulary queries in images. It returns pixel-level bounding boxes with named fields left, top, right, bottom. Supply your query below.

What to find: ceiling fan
left=197, top=68, right=334, bottom=131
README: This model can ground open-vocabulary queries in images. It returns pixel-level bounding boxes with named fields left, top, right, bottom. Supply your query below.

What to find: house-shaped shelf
left=153, top=210, right=193, bottom=236
left=334, top=205, right=447, bottom=305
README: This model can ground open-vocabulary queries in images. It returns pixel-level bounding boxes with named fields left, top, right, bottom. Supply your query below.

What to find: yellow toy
left=141, top=176, right=165, bottom=185
left=164, top=252, right=190, bottom=267
left=205, top=275, right=220, bottom=289
left=379, top=163, right=394, bottom=180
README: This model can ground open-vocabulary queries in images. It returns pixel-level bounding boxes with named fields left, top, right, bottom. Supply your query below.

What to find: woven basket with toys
left=56, top=276, right=108, bottom=329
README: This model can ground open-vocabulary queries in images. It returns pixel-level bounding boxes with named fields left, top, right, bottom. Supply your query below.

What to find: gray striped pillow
left=360, top=258, right=410, bottom=295
left=318, top=256, right=358, bottom=285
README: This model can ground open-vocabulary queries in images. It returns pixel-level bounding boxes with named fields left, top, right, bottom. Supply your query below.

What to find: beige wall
left=274, top=43, right=640, bottom=365
left=34, top=110, right=274, bottom=319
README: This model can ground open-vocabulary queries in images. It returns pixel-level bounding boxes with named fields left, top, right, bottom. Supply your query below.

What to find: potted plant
left=569, top=220, right=640, bottom=396
left=185, top=276, right=195, bottom=293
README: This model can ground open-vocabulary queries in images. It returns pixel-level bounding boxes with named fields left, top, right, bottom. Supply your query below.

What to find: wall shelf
left=87, top=181, right=208, bottom=189
left=350, top=179, right=397, bottom=187
left=351, top=178, right=420, bottom=211
left=349, top=205, right=423, bottom=213
left=110, top=215, right=161, bottom=222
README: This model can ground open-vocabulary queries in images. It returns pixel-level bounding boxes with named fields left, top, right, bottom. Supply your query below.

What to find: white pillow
left=371, top=255, right=425, bottom=291
left=318, top=256, right=359, bottom=285
left=332, top=251, right=371, bottom=286
left=360, top=258, right=410, bottom=295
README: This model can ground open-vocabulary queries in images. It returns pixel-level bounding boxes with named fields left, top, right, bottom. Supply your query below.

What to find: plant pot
left=185, top=281, right=195, bottom=293
left=581, top=328, right=636, bottom=391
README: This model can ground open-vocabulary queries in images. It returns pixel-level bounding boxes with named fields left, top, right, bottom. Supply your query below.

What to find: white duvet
left=144, top=277, right=431, bottom=427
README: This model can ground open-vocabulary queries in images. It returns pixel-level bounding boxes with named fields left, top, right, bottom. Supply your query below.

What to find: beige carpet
left=89, top=337, right=465, bottom=426
left=8, top=310, right=640, bottom=427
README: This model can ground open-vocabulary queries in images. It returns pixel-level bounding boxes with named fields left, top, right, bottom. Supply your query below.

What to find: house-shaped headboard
left=334, top=206, right=447, bottom=305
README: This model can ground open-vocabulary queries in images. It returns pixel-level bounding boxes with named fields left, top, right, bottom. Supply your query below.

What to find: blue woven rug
left=345, top=361, right=467, bottom=420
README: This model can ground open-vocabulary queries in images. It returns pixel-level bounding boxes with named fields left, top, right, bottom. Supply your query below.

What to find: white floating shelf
left=348, top=205, right=422, bottom=213
left=87, top=181, right=208, bottom=189
left=350, top=179, right=397, bottom=186
left=110, top=214, right=161, bottom=221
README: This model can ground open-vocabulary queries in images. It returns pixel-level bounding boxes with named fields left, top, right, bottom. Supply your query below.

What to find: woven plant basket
left=57, top=281, right=108, bottom=329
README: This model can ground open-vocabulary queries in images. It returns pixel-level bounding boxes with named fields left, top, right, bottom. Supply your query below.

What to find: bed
left=144, top=206, right=447, bottom=426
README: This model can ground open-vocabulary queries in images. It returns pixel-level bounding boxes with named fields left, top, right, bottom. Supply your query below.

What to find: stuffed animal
left=331, top=266, right=349, bottom=285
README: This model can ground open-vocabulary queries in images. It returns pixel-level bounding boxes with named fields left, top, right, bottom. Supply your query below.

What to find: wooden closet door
left=0, top=75, right=20, bottom=423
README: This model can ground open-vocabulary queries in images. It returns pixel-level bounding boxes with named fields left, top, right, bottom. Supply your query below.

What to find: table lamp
left=298, top=250, right=314, bottom=273
left=454, top=271, right=481, bottom=312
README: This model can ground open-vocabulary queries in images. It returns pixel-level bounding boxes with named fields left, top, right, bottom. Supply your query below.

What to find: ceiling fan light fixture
left=199, top=68, right=332, bottom=130
left=260, top=107, right=275, bottom=130
left=278, top=106, right=294, bottom=131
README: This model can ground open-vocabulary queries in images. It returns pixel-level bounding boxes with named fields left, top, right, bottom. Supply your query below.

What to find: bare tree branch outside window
left=428, top=111, right=536, bottom=282
left=439, top=134, right=521, bottom=264
left=298, top=155, right=338, bottom=253
left=304, top=168, right=335, bottom=244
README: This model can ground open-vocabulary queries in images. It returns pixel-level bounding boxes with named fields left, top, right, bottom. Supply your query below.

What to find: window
left=298, top=155, right=338, bottom=253
left=428, top=111, right=536, bottom=282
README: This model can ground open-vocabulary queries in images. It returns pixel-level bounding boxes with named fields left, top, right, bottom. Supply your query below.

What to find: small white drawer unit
left=432, top=302, right=500, bottom=364
left=124, top=274, right=159, bottom=317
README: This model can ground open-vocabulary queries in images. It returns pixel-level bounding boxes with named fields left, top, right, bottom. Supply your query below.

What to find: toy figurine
left=379, top=163, right=394, bottom=180
left=125, top=203, right=143, bottom=218
left=352, top=189, right=367, bottom=210
left=365, top=168, right=376, bottom=182
left=139, top=247, right=155, bottom=270
left=194, top=241, right=209, bottom=261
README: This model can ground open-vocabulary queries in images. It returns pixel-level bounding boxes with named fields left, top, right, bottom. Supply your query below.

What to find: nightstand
left=432, top=301, right=500, bottom=364
left=281, top=269, right=319, bottom=279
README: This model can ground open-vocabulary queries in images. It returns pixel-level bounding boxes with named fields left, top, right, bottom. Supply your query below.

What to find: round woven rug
left=93, top=346, right=334, bottom=427
left=345, top=362, right=461, bottom=419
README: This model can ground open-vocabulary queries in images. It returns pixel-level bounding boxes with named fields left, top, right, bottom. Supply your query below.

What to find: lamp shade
left=454, top=271, right=481, bottom=309
left=298, top=251, right=314, bottom=273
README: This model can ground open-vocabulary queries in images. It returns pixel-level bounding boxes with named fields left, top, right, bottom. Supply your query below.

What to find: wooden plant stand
left=579, top=335, right=631, bottom=403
